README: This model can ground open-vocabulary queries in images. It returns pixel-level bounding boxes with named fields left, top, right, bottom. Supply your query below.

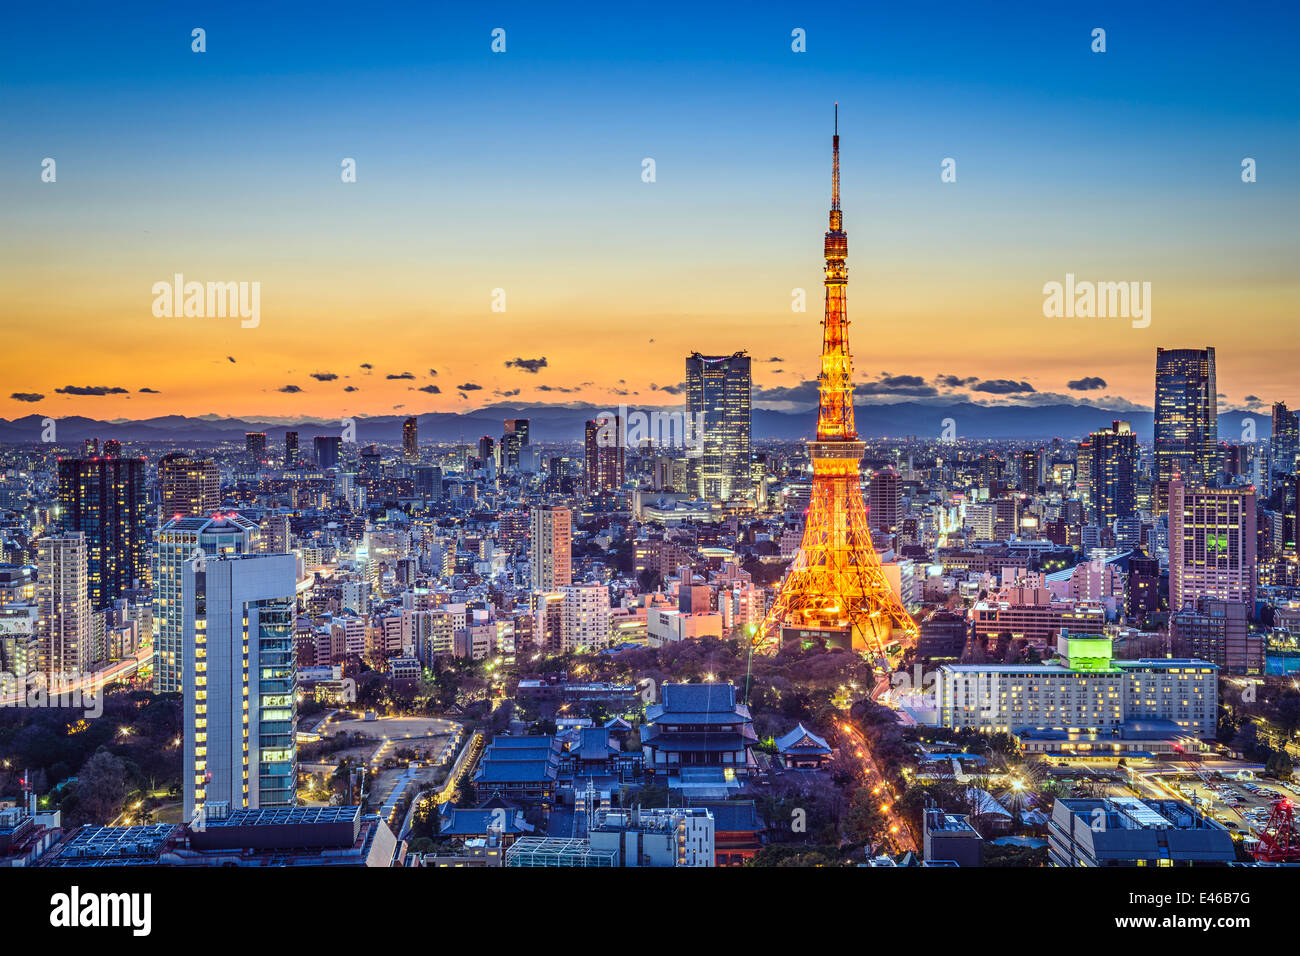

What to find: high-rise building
left=1269, top=401, right=1299, bottom=491
left=1168, top=477, right=1256, bottom=614
left=284, top=431, right=299, bottom=468
left=102, top=439, right=121, bottom=458
left=57, top=456, right=149, bottom=608
left=529, top=505, right=572, bottom=591
left=245, top=432, right=267, bottom=469
left=502, top=418, right=530, bottom=468
left=686, top=351, right=752, bottom=502
left=560, top=583, right=611, bottom=651
left=36, top=533, right=91, bottom=681
left=413, top=465, right=442, bottom=499
left=154, top=513, right=260, bottom=693
left=158, top=453, right=220, bottom=522
left=867, top=469, right=902, bottom=535
left=403, top=417, right=419, bottom=461
left=313, top=435, right=342, bottom=469
left=584, top=416, right=625, bottom=495
left=183, top=553, right=297, bottom=823
left=1089, top=421, right=1137, bottom=527
left=1075, top=440, right=1094, bottom=511
left=1154, top=347, right=1218, bottom=513
left=478, top=436, right=496, bottom=469
left=1019, top=447, right=1044, bottom=491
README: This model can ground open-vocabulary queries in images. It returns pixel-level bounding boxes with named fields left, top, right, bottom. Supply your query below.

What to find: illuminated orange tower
left=760, top=106, right=919, bottom=657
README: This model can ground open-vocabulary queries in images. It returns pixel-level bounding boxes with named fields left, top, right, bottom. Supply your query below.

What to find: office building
left=529, top=505, right=571, bottom=591
left=1270, top=401, right=1299, bottom=491
left=923, top=810, right=984, bottom=867
left=1048, top=797, right=1234, bottom=867
left=314, top=436, right=342, bottom=469
left=184, top=553, right=298, bottom=823
left=284, top=431, right=299, bottom=468
left=1020, top=447, right=1044, bottom=491
left=245, top=432, right=267, bottom=469
left=1153, top=347, right=1218, bottom=512
left=502, top=418, right=530, bottom=468
left=158, top=453, right=220, bottom=522
left=685, top=351, right=752, bottom=502
left=57, top=456, right=149, bottom=608
left=1168, top=477, right=1256, bottom=613
left=402, top=417, right=418, bottom=461
left=868, top=469, right=902, bottom=535
left=1088, top=420, right=1137, bottom=527
left=154, top=513, right=260, bottom=693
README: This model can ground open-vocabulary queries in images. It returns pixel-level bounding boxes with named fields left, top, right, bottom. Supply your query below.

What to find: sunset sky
left=2, top=1, right=1297, bottom=421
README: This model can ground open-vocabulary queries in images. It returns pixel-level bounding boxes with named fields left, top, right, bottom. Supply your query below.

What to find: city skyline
left=3, top=4, right=1298, bottom=419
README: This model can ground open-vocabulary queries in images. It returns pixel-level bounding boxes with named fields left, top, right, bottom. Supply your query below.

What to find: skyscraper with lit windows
left=57, top=456, right=149, bottom=608
left=1168, top=476, right=1256, bottom=613
left=154, top=513, right=259, bottom=694
left=686, top=351, right=751, bottom=502
left=183, top=552, right=297, bottom=823
left=158, top=453, right=220, bottom=522
left=1154, top=347, right=1218, bottom=513
left=1088, top=420, right=1137, bottom=527
left=403, top=416, right=419, bottom=461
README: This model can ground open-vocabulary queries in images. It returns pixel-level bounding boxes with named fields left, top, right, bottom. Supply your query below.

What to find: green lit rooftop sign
left=1063, top=635, right=1113, bottom=671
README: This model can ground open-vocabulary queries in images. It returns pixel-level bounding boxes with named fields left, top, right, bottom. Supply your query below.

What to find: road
left=0, top=650, right=151, bottom=706
left=837, top=717, right=918, bottom=855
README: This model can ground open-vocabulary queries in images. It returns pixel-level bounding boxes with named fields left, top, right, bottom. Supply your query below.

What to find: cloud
left=310, top=371, right=338, bottom=382
left=765, top=356, right=784, bottom=363
left=428, top=369, right=438, bottom=377
left=1067, top=376, right=1107, bottom=391
left=1244, top=394, right=1261, bottom=404
left=55, top=385, right=129, bottom=396
left=278, top=385, right=303, bottom=393
left=498, top=388, right=521, bottom=397
left=935, top=374, right=978, bottom=388
left=753, top=379, right=821, bottom=404
left=360, top=363, right=373, bottom=371
left=227, top=356, right=236, bottom=364
left=417, top=384, right=441, bottom=394
left=387, top=371, right=415, bottom=380
left=10, top=392, right=43, bottom=402
left=536, top=384, right=578, bottom=393
left=650, top=382, right=684, bottom=395
left=344, top=385, right=359, bottom=392
left=504, top=356, right=548, bottom=374
left=972, top=379, right=1036, bottom=395
left=457, top=382, right=483, bottom=392
left=138, top=387, right=161, bottom=394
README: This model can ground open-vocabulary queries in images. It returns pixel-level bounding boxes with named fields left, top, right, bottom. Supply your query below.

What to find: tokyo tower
left=759, top=106, right=919, bottom=657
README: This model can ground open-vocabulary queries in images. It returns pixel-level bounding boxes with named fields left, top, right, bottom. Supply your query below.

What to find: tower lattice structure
left=759, top=107, right=919, bottom=657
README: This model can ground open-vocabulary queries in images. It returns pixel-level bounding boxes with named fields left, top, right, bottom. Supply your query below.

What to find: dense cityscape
left=3, top=119, right=1298, bottom=874
left=2, top=4, right=1296, bottom=939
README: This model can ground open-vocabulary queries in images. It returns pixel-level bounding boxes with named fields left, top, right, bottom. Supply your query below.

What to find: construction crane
left=1249, top=798, right=1300, bottom=863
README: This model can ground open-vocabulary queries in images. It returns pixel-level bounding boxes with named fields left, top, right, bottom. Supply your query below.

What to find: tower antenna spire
left=831, top=103, right=840, bottom=211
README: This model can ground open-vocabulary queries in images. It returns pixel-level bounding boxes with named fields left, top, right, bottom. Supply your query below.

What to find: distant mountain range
left=0, top=401, right=1270, bottom=445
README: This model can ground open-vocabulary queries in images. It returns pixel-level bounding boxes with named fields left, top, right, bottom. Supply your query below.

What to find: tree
left=843, top=787, right=887, bottom=846
left=70, top=749, right=128, bottom=826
